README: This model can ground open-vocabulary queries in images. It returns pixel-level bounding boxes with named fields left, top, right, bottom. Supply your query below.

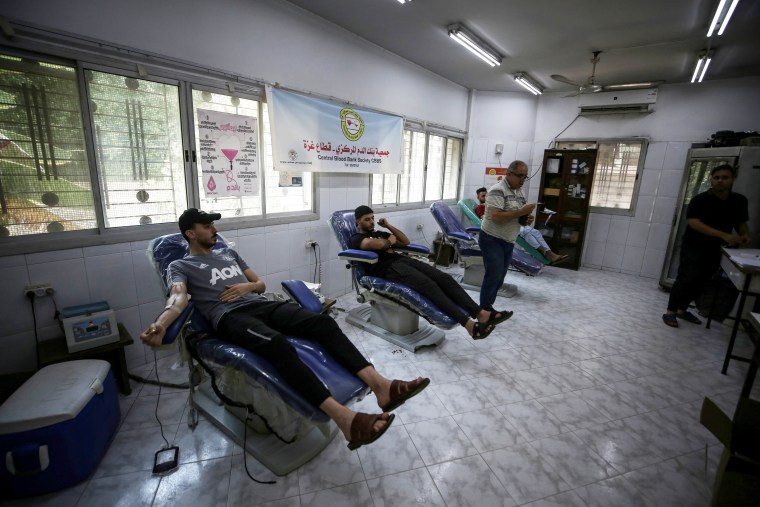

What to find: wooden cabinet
left=536, top=149, right=597, bottom=270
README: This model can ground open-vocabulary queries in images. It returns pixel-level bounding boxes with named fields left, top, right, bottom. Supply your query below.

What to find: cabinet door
left=537, top=149, right=597, bottom=270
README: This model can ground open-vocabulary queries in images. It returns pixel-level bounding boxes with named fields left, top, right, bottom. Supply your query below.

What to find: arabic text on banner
left=266, top=87, right=403, bottom=174
left=197, top=109, right=259, bottom=196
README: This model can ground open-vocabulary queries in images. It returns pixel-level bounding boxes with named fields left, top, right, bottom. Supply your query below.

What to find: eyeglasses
left=509, top=171, right=529, bottom=180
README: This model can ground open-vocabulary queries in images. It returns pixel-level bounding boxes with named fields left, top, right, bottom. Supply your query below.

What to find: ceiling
left=283, top=0, right=760, bottom=93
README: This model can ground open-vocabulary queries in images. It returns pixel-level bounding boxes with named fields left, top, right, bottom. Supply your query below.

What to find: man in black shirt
left=663, top=165, right=750, bottom=327
left=351, top=205, right=512, bottom=339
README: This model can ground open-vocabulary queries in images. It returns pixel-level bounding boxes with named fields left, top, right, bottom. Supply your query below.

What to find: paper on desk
left=727, top=248, right=760, bottom=269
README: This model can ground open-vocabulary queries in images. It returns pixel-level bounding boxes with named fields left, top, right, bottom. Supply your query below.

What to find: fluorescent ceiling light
left=447, top=24, right=502, bottom=67
left=707, top=0, right=740, bottom=36
left=397, top=0, right=411, bottom=4
left=691, top=53, right=712, bottom=83
left=514, top=73, right=542, bottom=95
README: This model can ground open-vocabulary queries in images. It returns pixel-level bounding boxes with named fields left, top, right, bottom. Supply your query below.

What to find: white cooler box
left=0, top=359, right=120, bottom=498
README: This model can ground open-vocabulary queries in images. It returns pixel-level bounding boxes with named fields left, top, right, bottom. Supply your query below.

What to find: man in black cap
left=352, top=205, right=512, bottom=340
left=141, top=208, right=430, bottom=450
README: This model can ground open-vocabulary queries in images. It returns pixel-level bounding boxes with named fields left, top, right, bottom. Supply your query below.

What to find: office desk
left=38, top=323, right=134, bottom=395
left=720, top=248, right=760, bottom=375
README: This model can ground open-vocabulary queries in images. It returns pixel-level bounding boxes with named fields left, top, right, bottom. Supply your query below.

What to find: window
left=88, top=71, right=185, bottom=228
left=554, top=138, right=647, bottom=215
left=0, top=56, right=95, bottom=236
left=371, top=130, right=462, bottom=207
left=0, top=48, right=314, bottom=248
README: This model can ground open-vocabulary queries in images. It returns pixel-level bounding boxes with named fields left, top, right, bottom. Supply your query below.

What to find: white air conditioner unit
left=578, top=88, right=658, bottom=116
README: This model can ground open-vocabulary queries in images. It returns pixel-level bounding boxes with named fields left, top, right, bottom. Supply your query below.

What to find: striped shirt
left=480, top=178, right=525, bottom=242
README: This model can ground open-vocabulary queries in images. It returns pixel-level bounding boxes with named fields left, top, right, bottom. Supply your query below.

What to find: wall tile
left=83, top=242, right=131, bottom=257
left=265, top=230, right=291, bottom=274
left=28, top=257, right=89, bottom=311
left=587, top=215, right=611, bottom=243
left=132, top=249, right=166, bottom=304
left=583, top=240, right=606, bottom=268
left=0, top=330, right=36, bottom=375
left=641, top=248, right=667, bottom=278
left=621, top=246, right=646, bottom=274
left=626, top=222, right=650, bottom=248
left=235, top=232, right=268, bottom=275
left=607, top=219, right=631, bottom=246
left=657, top=170, right=685, bottom=198
left=0, top=266, right=34, bottom=336
left=0, top=254, right=26, bottom=269
left=638, top=170, right=661, bottom=196
left=26, top=248, right=83, bottom=265
left=662, top=142, right=691, bottom=171
left=643, top=142, right=667, bottom=171
left=601, top=243, right=624, bottom=271
left=86, top=252, right=138, bottom=310
left=647, top=223, right=673, bottom=252
left=652, top=197, right=677, bottom=225
left=632, top=194, right=656, bottom=222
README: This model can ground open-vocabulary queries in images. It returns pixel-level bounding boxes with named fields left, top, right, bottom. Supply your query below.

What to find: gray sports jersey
left=167, top=247, right=267, bottom=329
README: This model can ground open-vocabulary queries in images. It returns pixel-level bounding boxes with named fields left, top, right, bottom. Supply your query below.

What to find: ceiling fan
left=551, top=51, right=663, bottom=96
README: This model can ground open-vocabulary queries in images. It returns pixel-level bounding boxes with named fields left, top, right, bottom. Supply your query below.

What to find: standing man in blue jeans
left=479, top=160, right=537, bottom=311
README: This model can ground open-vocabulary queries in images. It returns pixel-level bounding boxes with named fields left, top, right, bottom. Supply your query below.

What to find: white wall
left=0, top=0, right=468, bottom=375
left=464, top=77, right=760, bottom=279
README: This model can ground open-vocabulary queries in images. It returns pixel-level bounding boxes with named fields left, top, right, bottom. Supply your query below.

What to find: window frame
left=0, top=44, right=318, bottom=255
left=554, top=137, right=648, bottom=217
left=370, top=127, right=463, bottom=211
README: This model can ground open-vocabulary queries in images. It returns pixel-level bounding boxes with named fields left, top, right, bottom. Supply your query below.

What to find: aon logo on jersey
left=209, top=264, right=243, bottom=285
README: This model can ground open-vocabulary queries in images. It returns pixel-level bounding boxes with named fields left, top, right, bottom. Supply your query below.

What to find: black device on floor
left=152, top=446, right=179, bottom=474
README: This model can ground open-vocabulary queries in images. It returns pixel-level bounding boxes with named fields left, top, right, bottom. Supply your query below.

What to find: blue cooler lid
left=0, top=360, right=111, bottom=434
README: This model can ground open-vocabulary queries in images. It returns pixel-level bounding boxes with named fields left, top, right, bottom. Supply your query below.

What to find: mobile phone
left=152, top=446, right=179, bottom=474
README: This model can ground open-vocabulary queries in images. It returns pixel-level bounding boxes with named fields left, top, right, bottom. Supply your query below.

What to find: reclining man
left=352, top=205, right=512, bottom=340
left=475, top=187, right=567, bottom=265
left=140, top=208, right=430, bottom=451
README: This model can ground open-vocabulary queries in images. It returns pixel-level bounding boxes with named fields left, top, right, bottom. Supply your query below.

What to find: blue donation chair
left=148, top=233, right=369, bottom=475
left=458, top=198, right=550, bottom=265
left=430, top=202, right=543, bottom=298
left=328, top=210, right=452, bottom=352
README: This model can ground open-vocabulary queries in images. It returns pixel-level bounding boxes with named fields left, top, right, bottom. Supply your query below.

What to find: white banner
left=197, top=109, right=259, bottom=196
left=266, top=87, right=403, bottom=174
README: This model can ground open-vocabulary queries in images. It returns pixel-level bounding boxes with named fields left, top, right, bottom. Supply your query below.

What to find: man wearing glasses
left=478, top=160, right=538, bottom=311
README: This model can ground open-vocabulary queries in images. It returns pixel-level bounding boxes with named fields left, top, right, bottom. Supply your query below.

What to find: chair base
left=452, top=273, right=518, bottom=298
left=346, top=305, right=445, bottom=352
left=189, top=380, right=337, bottom=476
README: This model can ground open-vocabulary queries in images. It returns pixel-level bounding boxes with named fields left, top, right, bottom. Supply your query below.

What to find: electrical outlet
left=305, top=240, right=317, bottom=248
left=24, top=283, right=54, bottom=298
left=416, top=224, right=423, bottom=231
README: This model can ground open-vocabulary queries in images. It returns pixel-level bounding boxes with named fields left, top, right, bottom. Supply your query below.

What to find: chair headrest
left=328, top=210, right=359, bottom=250
left=148, top=233, right=229, bottom=292
left=430, top=202, right=472, bottom=241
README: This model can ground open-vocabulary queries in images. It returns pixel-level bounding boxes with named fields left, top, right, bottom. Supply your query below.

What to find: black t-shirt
left=683, top=190, right=749, bottom=249
left=350, top=230, right=406, bottom=276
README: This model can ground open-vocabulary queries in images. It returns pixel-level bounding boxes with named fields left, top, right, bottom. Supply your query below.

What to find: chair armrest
left=447, top=231, right=476, bottom=243
left=281, top=279, right=323, bottom=314
left=465, top=226, right=481, bottom=234
left=397, top=243, right=430, bottom=255
left=338, top=249, right=379, bottom=263
left=163, top=303, right=195, bottom=345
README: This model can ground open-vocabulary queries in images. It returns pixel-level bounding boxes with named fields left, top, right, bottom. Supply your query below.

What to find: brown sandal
left=381, top=377, right=431, bottom=412
left=347, top=412, right=395, bottom=450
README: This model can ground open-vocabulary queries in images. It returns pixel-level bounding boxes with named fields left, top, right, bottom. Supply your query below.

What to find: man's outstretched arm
left=140, top=282, right=189, bottom=346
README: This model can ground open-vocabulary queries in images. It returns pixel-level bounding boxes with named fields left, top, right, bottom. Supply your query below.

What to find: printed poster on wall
left=197, top=109, right=259, bottom=196
left=266, top=86, right=403, bottom=174
left=484, top=166, right=507, bottom=187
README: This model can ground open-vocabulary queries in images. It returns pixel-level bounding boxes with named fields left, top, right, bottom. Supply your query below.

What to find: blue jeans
left=478, top=230, right=515, bottom=311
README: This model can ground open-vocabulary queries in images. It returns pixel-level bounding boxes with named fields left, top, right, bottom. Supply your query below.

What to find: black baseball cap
left=178, top=208, right=221, bottom=233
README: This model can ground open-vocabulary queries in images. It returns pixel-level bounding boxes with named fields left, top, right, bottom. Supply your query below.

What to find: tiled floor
left=7, top=266, right=758, bottom=507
